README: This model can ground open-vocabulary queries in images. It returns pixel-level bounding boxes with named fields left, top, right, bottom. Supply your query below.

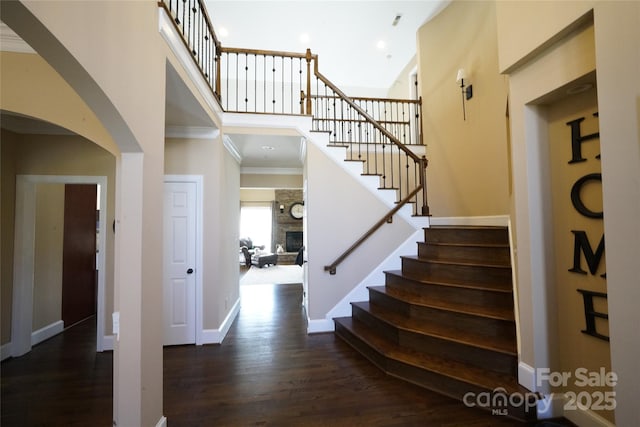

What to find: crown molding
left=165, top=126, right=219, bottom=139
left=240, top=167, right=303, bottom=175
left=223, top=135, right=242, bottom=164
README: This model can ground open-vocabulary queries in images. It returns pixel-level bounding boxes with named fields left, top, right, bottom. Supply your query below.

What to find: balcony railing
left=159, top=0, right=429, bottom=274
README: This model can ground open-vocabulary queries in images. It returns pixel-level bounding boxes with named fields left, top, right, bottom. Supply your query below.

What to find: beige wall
left=33, top=183, right=65, bottom=331
left=305, top=141, right=414, bottom=319
left=165, top=137, right=240, bottom=329
left=0, top=131, right=116, bottom=345
left=0, top=52, right=119, bottom=156
left=387, top=55, right=417, bottom=100
left=241, top=173, right=302, bottom=189
left=417, top=0, right=510, bottom=217
left=240, top=188, right=276, bottom=201
left=496, top=1, right=596, bottom=74
left=498, top=1, right=640, bottom=425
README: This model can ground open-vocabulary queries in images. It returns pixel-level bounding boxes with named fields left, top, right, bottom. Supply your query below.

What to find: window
left=239, top=202, right=272, bottom=251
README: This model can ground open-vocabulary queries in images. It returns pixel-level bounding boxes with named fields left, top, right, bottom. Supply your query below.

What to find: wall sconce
left=456, top=68, right=473, bottom=120
left=279, top=204, right=284, bottom=213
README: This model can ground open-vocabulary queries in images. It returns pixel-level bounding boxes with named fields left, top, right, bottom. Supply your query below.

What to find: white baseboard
left=565, top=404, right=616, bottom=427
left=201, top=298, right=240, bottom=344
left=155, top=415, right=167, bottom=427
left=518, top=361, right=536, bottom=392
left=429, top=215, right=510, bottom=227
left=1, top=342, right=12, bottom=361
left=307, top=317, right=334, bottom=334
left=31, top=320, right=64, bottom=346
left=102, top=335, right=115, bottom=351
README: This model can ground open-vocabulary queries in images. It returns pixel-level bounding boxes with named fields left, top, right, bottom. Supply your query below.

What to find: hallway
left=2, top=283, right=568, bottom=426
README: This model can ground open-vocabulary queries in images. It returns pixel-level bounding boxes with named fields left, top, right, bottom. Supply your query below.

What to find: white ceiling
left=205, top=0, right=449, bottom=91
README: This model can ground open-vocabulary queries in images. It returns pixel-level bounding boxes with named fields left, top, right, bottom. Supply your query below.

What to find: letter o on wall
left=571, top=173, right=603, bottom=218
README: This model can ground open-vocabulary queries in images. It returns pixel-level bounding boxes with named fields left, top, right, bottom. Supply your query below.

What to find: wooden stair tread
left=385, top=269, right=513, bottom=294
left=376, top=280, right=515, bottom=321
left=423, top=241, right=510, bottom=249
left=334, top=316, right=522, bottom=394
left=353, top=301, right=516, bottom=355
left=402, top=255, right=511, bottom=270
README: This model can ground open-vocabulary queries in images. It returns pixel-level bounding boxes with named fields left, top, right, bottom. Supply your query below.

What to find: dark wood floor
left=2, top=282, right=574, bottom=426
left=1, top=317, right=113, bottom=426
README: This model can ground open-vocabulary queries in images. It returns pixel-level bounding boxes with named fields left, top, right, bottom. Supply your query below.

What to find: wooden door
left=61, top=184, right=97, bottom=327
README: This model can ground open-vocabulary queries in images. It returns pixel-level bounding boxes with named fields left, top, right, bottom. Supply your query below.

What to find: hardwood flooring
left=1, top=318, right=113, bottom=426
left=2, top=283, right=574, bottom=426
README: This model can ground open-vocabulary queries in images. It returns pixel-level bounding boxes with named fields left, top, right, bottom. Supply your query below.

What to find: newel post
left=305, top=48, right=312, bottom=116
left=419, top=155, right=430, bottom=216
left=215, top=42, right=222, bottom=100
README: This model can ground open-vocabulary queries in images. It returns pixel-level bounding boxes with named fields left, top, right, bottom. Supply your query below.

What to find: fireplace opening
left=286, top=231, right=303, bottom=253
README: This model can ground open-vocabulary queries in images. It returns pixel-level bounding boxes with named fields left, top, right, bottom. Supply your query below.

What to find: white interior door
left=163, top=181, right=196, bottom=346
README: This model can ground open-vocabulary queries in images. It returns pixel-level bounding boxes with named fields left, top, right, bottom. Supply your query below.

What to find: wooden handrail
left=313, top=70, right=422, bottom=163
left=220, top=46, right=310, bottom=59
left=324, top=185, right=424, bottom=275
left=310, top=94, right=421, bottom=105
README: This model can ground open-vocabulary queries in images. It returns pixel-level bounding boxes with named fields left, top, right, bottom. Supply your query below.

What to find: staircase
left=334, top=225, right=537, bottom=422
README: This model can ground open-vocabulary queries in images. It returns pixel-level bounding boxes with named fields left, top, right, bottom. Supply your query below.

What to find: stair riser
left=351, top=304, right=399, bottom=343
left=401, top=258, right=512, bottom=288
left=352, top=305, right=516, bottom=375
left=425, top=228, right=509, bottom=245
left=385, top=274, right=514, bottom=313
left=400, top=331, right=517, bottom=376
left=369, top=289, right=517, bottom=342
left=418, top=243, right=510, bottom=266
left=334, top=321, right=387, bottom=371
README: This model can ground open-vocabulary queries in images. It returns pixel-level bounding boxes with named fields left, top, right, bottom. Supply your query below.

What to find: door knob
left=186, top=268, right=194, bottom=274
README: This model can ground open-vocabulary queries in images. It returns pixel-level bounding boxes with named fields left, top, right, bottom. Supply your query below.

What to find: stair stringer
left=307, top=228, right=425, bottom=333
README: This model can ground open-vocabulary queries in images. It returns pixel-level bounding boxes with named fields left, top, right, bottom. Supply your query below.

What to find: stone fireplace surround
left=274, top=189, right=303, bottom=264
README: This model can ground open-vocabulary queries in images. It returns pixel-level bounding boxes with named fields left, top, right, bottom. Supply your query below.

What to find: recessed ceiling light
left=376, top=40, right=386, bottom=50
left=392, top=13, right=403, bottom=26
left=218, top=27, right=229, bottom=38
left=261, top=145, right=275, bottom=151
left=299, top=33, right=310, bottom=44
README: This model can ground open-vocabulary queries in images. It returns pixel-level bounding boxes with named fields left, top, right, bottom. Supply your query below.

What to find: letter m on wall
left=569, top=230, right=605, bottom=276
